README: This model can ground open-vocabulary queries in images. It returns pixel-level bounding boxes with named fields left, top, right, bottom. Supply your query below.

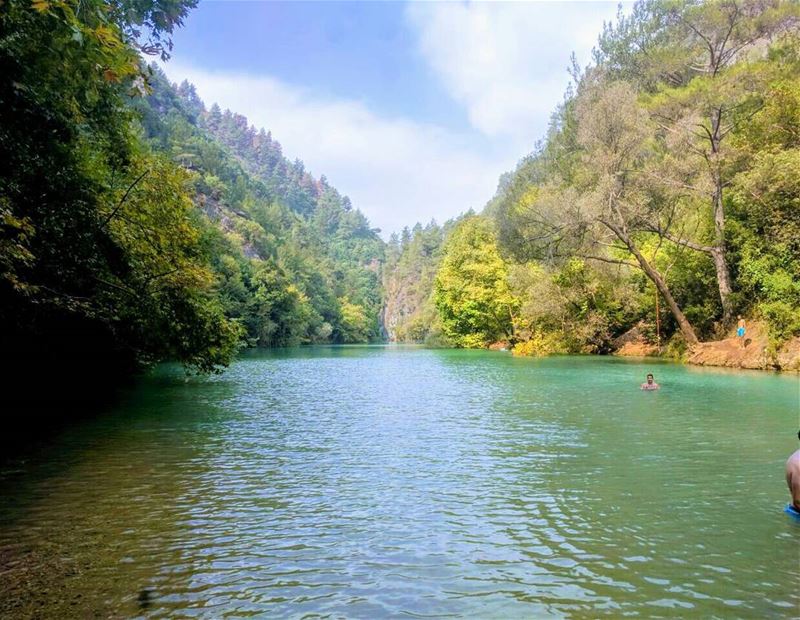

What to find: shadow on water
left=0, top=362, right=242, bottom=617
left=2, top=374, right=131, bottom=458
left=1, top=357, right=247, bottom=460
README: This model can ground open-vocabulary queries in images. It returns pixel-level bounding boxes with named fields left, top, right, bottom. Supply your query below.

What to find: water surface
left=1, top=347, right=798, bottom=617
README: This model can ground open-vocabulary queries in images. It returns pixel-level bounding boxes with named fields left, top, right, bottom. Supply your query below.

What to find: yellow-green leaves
left=434, top=217, right=518, bottom=348
left=339, top=298, right=371, bottom=344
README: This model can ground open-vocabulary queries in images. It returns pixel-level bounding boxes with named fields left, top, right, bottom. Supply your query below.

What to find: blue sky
left=161, top=1, right=629, bottom=235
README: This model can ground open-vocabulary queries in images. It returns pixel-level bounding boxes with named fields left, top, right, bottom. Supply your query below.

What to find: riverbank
left=687, top=323, right=800, bottom=372
left=614, top=321, right=800, bottom=372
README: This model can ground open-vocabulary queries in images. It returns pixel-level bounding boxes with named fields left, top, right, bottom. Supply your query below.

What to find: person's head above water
left=641, top=373, right=659, bottom=389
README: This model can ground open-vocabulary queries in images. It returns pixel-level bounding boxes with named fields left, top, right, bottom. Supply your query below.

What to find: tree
left=599, top=0, right=800, bottom=326
left=499, top=78, right=700, bottom=344
left=338, top=298, right=371, bottom=343
left=434, top=217, right=518, bottom=348
left=0, top=0, right=241, bottom=388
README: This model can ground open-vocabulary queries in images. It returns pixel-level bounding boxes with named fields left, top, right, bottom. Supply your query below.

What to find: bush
left=512, top=332, right=567, bottom=357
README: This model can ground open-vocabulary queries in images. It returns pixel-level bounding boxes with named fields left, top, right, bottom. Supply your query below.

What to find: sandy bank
left=687, top=322, right=800, bottom=372
left=613, top=321, right=800, bottom=372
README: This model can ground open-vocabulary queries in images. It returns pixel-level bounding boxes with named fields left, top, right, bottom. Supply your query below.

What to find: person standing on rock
left=737, top=316, right=746, bottom=349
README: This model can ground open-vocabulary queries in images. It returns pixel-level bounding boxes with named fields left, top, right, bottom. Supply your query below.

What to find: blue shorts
left=737, top=327, right=745, bottom=337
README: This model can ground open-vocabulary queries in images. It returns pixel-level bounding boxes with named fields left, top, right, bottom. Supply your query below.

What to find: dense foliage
left=1, top=0, right=384, bottom=402
left=384, top=0, right=800, bottom=360
left=0, top=0, right=241, bottom=386
left=137, top=68, right=385, bottom=347
left=433, top=217, right=517, bottom=348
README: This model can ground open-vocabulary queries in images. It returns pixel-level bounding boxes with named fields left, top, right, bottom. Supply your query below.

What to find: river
left=1, top=346, right=798, bottom=617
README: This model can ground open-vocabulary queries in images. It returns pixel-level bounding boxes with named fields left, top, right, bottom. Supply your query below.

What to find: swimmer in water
left=640, top=373, right=660, bottom=390
left=786, top=430, right=800, bottom=513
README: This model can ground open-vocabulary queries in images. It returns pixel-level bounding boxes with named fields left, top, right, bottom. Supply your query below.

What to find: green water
left=1, top=347, right=798, bottom=618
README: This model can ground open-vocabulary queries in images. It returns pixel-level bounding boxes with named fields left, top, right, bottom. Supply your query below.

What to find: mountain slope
left=135, top=66, right=386, bottom=346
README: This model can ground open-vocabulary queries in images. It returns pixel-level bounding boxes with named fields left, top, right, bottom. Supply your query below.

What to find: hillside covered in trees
left=383, top=0, right=800, bottom=369
left=1, top=0, right=384, bottom=404
left=137, top=68, right=385, bottom=348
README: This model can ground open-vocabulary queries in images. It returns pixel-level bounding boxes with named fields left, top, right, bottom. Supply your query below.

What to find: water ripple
left=1, top=348, right=798, bottom=618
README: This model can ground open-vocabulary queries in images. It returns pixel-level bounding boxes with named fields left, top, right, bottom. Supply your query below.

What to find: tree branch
left=100, top=169, right=150, bottom=229
left=579, top=253, right=639, bottom=268
left=645, top=223, right=715, bottom=253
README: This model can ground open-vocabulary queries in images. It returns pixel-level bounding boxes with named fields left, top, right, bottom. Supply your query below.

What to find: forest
left=1, top=0, right=384, bottom=401
left=2, top=0, right=799, bottom=402
left=386, top=0, right=800, bottom=366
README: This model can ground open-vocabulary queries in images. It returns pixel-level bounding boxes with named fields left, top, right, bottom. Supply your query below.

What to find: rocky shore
left=615, top=321, right=800, bottom=372
left=687, top=322, right=800, bottom=372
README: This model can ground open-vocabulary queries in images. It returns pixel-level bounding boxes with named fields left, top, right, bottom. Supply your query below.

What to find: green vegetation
left=384, top=0, right=800, bottom=360
left=3, top=0, right=798, bottom=393
left=1, top=0, right=384, bottom=400
left=136, top=67, right=385, bottom=348
left=0, top=0, right=239, bottom=383
left=433, top=217, right=517, bottom=348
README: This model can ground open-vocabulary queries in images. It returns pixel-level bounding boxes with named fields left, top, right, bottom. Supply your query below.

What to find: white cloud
left=159, top=62, right=507, bottom=236
left=406, top=2, right=624, bottom=150
left=159, top=3, right=627, bottom=236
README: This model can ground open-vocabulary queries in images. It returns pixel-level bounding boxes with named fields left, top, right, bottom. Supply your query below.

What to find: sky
left=161, top=1, right=629, bottom=236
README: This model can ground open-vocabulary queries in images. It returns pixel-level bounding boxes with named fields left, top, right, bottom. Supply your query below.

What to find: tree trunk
left=711, top=181, right=733, bottom=325
left=631, top=246, right=699, bottom=346
left=711, top=247, right=733, bottom=323
left=603, top=221, right=700, bottom=345
left=709, top=109, right=733, bottom=326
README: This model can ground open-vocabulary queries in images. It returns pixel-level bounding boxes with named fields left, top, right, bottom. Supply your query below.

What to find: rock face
left=381, top=267, right=437, bottom=342
left=197, top=193, right=263, bottom=260
left=776, top=338, right=800, bottom=371
left=381, top=274, right=417, bottom=341
left=687, top=321, right=800, bottom=371
left=612, top=322, right=659, bottom=357
left=381, top=225, right=446, bottom=343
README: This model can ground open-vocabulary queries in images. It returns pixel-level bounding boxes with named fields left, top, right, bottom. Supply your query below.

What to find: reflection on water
left=1, top=347, right=798, bottom=617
